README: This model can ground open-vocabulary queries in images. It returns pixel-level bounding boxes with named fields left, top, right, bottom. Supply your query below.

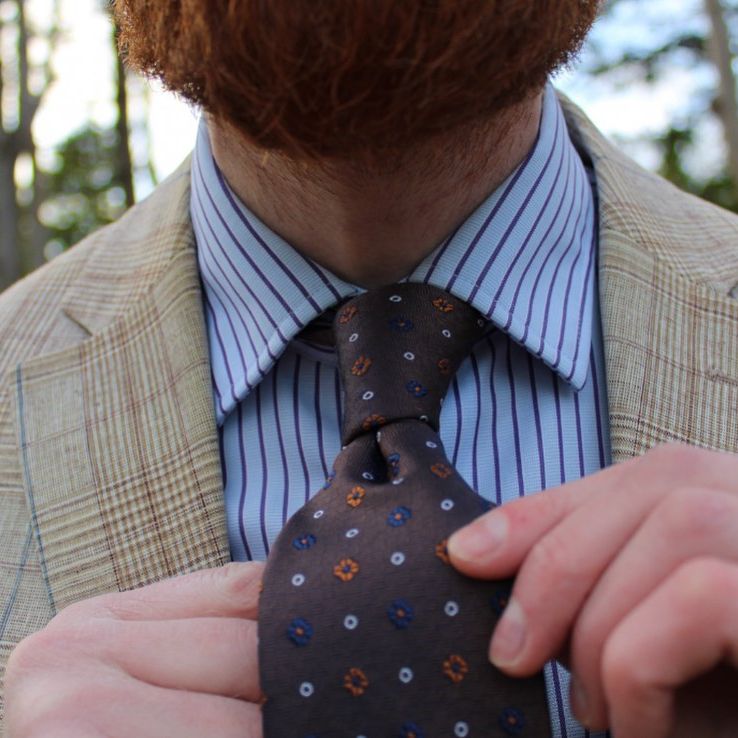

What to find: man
left=2, top=1, right=738, bottom=736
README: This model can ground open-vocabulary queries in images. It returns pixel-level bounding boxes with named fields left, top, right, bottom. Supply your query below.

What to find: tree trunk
left=115, top=44, right=135, bottom=207
left=0, top=143, right=21, bottom=289
left=705, top=0, right=738, bottom=189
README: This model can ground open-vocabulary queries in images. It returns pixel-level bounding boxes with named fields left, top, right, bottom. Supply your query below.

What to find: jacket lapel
left=14, top=165, right=230, bottom=612
left=562, top=97, right=738, bottom=462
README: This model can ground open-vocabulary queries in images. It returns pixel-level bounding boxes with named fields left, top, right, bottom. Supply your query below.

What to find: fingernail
left=448, top=512, right=507, bottom=563
left=571, top=677, right=590, bottom=725
left=489, top=598, right=526, bottom=667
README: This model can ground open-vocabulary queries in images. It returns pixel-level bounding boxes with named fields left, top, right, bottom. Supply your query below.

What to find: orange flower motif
left=346, top=485, right=366, bottom=508
left=339, top=305, right=358, bottom=324
left=351, top=355, right=372, bottom=376
left=431, top=462, right=453, bottom=479
left=334, top=558, right=360, bottom=582
left=437, top=358, right=451, bottom=375
left=343, top=667, right=369, bottom=696
left=443, top=654, right=469, bottom=683
left=432, top=297, right=455, bottom=313
left=435, top=539, right=450, bottom=565
left=362, top=414, right=386, bottom=431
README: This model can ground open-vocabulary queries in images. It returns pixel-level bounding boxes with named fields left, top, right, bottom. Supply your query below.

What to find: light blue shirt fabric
left=192, top=84, right=611, bottom=738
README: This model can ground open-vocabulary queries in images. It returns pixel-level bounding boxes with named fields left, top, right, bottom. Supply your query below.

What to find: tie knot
left=334, top=284, right=487, bottom=444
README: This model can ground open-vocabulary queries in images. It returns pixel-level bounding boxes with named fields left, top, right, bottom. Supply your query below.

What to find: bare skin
left=209, top=92, right=543, bottom=288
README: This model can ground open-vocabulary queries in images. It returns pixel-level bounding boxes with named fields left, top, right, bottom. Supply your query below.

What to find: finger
left=570, top=488, right=738, bottom=728
left=88, top=616, right=261, bottom=700
left=16, top=670, right=263, bottom=738
left=448, top=445, right=738, bottom=579
left=481, top=466, right=670, bottom=676
left=596, top=558, right=738, bottom=738
left=55, top=562, right=265, bottom=623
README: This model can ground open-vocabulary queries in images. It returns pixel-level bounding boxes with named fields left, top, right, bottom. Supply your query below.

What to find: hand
left=5, top=562, right=265, bottom=738
left=448, top=443, right=738, bottom=738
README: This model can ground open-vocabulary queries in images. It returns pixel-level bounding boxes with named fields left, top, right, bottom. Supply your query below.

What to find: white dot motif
left=442, top=329, right=452, bottom=338
left=313, top=509, right=325, bottom=519
left=345, top=528, right=360, bottom=538
left=349, top=333, right=359, bottom=342
left=344, top=614, right=359, bottom=630
left=389, top=295, right=402, bottom=302
left=362, top=390, right=374, bottom=401
left=362, top=471, right=374, bottom=481
left=291, top=573, right=306, bottom=587
left=390, top=551, right=406, bottom=566
left=403, top=351, right=415, bottom=361
left=420, top=414, right=429, bottom=422
left=426, top=440, right=438, bottom=448
left=399, top=667, right=414, bottom=684
left=391, top=477, right=405, bottom=486
left=441, top=498, right=455, bottom=511
left=299, top=681, right=314, bottom=698
left=454, top=721, right=470, bottom=737
left=444, top=600, right=460, bottom=617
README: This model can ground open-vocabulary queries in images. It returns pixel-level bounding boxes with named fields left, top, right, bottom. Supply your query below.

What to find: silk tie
left=259, top=283, right=550, bottom=737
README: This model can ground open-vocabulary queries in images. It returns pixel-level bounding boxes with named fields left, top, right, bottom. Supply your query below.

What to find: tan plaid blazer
left=1, top=97, right=737, bottom=726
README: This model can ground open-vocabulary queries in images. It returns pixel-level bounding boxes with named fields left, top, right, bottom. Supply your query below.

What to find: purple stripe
left=487, top=337, right=503, bottom=505
left=202, top=290, right=239, bottom=410
left=314, top=363, right=329, bottom=479
left=468, top=110, right=562, bottom=306
left=526, top=353, right=546, bottom=490
left=213, top=164, right=341, bottom=309
left=573, top=389, right=585, bottom=477
left=469, top=354, right=483, bottom=492
left=255, top=386, right=272, bottom=556
left=292, top=354, right=312, bottom=505
left=422, top=229, right=461, bottom=285
left=552, top=377, right=566, bottom=485
left=550, top=662, right=570, bottom=738
left=270, top=368, right=291, bottom=528
left=590, top=350, right=607, bottom=469
left=505, top=342, right=526, bottom=496
left=450, top=377, right=463, bottom=466
left=236, top=404, right=253, bottom=561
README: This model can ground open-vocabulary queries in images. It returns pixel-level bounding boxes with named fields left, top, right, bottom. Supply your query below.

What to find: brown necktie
left=259, top=283, right=551, bottom=737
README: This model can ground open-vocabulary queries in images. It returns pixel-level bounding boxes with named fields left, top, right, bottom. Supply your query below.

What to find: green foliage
left=39, top=125, right=129, bottom=252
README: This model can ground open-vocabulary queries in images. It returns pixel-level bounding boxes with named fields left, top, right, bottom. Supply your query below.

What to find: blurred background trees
left=1, top=0, right=738, bottom=289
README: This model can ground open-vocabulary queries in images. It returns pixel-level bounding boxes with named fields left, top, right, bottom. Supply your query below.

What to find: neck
left=208, top=91, right=543, bottom=288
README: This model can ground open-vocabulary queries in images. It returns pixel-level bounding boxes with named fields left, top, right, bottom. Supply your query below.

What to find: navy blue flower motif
left=405, top=380, right=428, bottom=398
left=387, top=452, right=401, bottom=478
left=490, top=585, right=512, bottom=616
left=399, top=722, right=425, bottom=738
left=287, top=617, right=314, bottom=646
left=387, top=505, right=412, bottom=527
left=292, top=533, right=317, bottom=551
left=499, top=707, right=525, bottom=735
left=389, top=316, right=414, bottom=332
left=387, top=599, right=415, bottom=629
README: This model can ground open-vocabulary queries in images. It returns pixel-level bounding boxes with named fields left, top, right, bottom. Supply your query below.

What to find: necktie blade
left=259, top=284, right=551, bottom=737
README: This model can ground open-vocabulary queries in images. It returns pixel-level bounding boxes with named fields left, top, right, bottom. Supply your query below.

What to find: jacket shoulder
left=0, top=158, right=193, bottom=375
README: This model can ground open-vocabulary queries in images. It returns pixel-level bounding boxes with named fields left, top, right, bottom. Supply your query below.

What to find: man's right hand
left=4, top=562, right=265, bottom=738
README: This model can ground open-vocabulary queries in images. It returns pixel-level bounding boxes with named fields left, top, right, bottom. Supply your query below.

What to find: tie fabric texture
left=259, top=283, right=550, bottom=737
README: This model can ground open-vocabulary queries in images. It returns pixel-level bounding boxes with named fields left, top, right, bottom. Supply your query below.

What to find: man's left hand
left=448, top=443, right=738, bottom=738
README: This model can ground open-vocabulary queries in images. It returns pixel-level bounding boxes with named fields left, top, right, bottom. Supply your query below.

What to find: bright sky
left=20, top=0, right=725, bottom=199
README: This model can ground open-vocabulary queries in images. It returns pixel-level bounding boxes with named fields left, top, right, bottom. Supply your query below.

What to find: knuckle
left=523, top=532, right=581, bottom=596
left=655, top=487, right=731, bottom=540
left=220, top=562, right=264, bottom=602
left=644, top=442, right=714, bottom=482
left=672, top=557, right=735, bottom=603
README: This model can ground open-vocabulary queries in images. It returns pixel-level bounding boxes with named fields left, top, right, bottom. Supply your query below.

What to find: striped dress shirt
left=192, top=84, right=611, bottom=738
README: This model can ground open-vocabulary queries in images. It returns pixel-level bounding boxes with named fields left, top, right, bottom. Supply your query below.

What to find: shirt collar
left=192, top=84, right=596, bottom=424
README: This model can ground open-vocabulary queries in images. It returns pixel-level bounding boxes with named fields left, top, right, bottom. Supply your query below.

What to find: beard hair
left=113, top=0, right=600, bottom=163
